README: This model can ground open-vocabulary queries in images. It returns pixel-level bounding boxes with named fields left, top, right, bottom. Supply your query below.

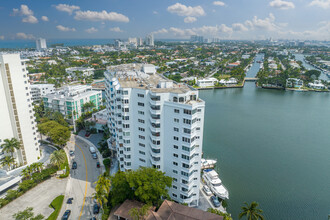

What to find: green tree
left=239, top=202, right=265, bottom=220
left=1, top=138, right=21, bottom=157
left=207, top=208, right=232, bottom=220
left=126, top=167, right=172, bottom=206
left=18, top=179, right=35, bottom=192
left=110, top=171, right=134, bottom=206
left=13, top=207, right=44, bottom=220
left=49, top=150, right=66, bottom=168
left=1, top=156, right=15, bottom=170
left=128, top=204, right=151, bottom=220
left=38, top=121, right=70, bottom=146
left=93, top=172, right=111, bottom=209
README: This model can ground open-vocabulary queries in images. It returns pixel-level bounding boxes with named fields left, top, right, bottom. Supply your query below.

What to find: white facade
left=219, top=78, right=238, bottom=86
left=43, top=85, right=102, bottom=119
left=308, top=80, right=325, bottom=90
left=0, top=54, right=41, bottom=165
left=65, top=67, right=95, bottom=78
left=105, top=64, right=205, bottom=206
left=197, top=78, right=218, bottom=87
left=145, top=34, right=154, bottom=46
left=36, top=38, right=47, bottom=51
left=30, top=84, right=55, bottom=102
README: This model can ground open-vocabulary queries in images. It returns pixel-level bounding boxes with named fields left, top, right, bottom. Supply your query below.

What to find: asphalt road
left=59, top=136, right=103, bottom=220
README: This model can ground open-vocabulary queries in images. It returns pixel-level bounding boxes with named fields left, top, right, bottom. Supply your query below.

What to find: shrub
left=47, top=195, right=64, bottom=220
left=18, top=179, right=36, bottom=192
left=5, top=189, right=19, bottom=201
left=0, top=198, right=9, bottom=208
left=102, top=149, right=111, bottom=158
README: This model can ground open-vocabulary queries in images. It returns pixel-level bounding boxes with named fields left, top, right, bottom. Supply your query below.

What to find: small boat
left=201, top=158, right=217, bottom=169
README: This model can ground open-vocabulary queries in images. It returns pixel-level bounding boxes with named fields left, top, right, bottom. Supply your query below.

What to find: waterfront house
left=307, top=80, right=325, bottom=90
left=197, top=78, right=218, bottom=87
left=219, top=78, right=238, bottom=86
left=286, top=78, right=303, bottom=88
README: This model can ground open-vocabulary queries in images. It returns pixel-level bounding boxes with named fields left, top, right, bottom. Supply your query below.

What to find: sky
left=0, top=0, right=329, bottom=41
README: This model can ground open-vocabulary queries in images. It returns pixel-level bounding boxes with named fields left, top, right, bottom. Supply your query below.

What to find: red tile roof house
left=112, top=200, right=223, bottom=220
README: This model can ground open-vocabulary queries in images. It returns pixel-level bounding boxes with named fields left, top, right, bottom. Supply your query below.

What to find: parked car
left=92, top=153, right=98, bottom=159
left=89, top=146, right=96, bottom=154
left=96, top=162, right=100, bottom=168
left=203, top=185, right=212, bottom=196
left=62, top=210, right=71, bottom=220
left=210, top=196, right=221, bottom=208
left=93, top=204, right=99, bottom=214
left=85, top=132, right=91, bottom=137
left=72, top=161, right=77, bottom=169
left=67, top=198, right=73, bottom=204
left=69, top=150, right=74, bottom=156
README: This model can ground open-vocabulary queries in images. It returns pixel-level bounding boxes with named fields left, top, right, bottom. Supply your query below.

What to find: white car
left=203, top=185, right=212, bottom=196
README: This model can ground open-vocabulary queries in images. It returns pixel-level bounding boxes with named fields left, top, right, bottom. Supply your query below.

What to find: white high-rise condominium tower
left=0, top=54, right=41, bottom=165
left=36, top=38, right=47, bottom=51
left=145, top=34, right=154, bottom=46
left=105, top=64, right=205, bottom=206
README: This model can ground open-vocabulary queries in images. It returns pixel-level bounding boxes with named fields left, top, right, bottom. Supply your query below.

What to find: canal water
left=294, top=54, right=327, bottom=81
left=200, top=55, right=330, bottom=219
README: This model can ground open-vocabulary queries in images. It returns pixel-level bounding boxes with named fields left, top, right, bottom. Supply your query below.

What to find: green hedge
left=0, top=166, right=57, bottom=209
left=59, top=151, right=70, bottom=178
left=47, top=195, right=64, bottom=220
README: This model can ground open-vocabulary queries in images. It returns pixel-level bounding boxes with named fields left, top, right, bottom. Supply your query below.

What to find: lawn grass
left=47, top=195, right=64, bottom=220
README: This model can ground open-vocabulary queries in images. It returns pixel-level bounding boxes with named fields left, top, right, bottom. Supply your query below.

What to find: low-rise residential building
left=307, top=80, right=325, bottom=90
left=85, top=109, right=107, bottom=132
left=197, top=78, right=218, bottom=87
left=30, top=84, right=55, bottom=102
left=286, top=78, right=303, bottom=88
left=65, top=67, right=95, bottom=78
left=43, top=85, right=102, bottom=119
left=219, top=78, right=238, bottom=85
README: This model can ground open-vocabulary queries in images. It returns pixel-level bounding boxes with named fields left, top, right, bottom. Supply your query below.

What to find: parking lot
left=197, top=180, right=226, bottom=213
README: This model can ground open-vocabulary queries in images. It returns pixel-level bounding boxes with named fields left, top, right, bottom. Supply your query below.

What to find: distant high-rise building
left=137, top=37, right=144, bottom=46
left=36, top=38, right=47, bottom=51
left=190, top=35, right=204, bottom=43
left=145, top=34, right=154, bottom=46
left=128, top=38, right=138, bottom=44
left=0, top=54, right=41, bottom=165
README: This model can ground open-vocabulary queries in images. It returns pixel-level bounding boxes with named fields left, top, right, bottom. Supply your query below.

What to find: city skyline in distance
left=0, top=0, right=329, bottom=41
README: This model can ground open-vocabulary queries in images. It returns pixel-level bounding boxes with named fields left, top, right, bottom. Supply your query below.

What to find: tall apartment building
left=0, top=54, right=41, bottom=165
left=43, top=85, right=102, bottom=120
left=30, top=84, right=55, bottom=102
left=105, top=64, right=205, bottom=206
left=145, top=34, right=154, bottom=46
left=36, top=38, right=47, bottom=51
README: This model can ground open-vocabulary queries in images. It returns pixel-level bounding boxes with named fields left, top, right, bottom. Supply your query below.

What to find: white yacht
left=202, top=169, right=229, bottom=200
left=201, top=158, right=217, bottom=169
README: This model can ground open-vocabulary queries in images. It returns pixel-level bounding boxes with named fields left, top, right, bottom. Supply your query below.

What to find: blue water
left=294, top=54, right=327, bottom=80
left=245, top=54, right=264, bottom=77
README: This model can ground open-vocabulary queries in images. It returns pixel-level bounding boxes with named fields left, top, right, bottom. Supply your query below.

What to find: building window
left=138, top=111, right=144, bottom=115
left=139, top=151, right=145, bottom=155
left=174, top=118, right=179, bottom=123
left=173, top=136, right=179, bottom=141
left=138, top=135, right=145, bottom=140
left=139, top=158, right=146, bottom=162
left=172, top=193, right=177, bottom=198
left=181, top=154, right=189, bottom=160
left=183, top=118, right=191, bottom=125
left=174, top=109, right=180, bottom=113
left=181, top=171, right=189, bottom=177
left=182, top=137, right=190, bottom=143
left=182, top=146, right=190, bottom=152
left=184, top=109, right=192, bottom=115
left=173, top=162, right=178, bottom=166
left=173, top=178, right=177, bottom=182
left=173, top=185, right=177, bottom=189
left=138, top=127, right=145, bottom=132
left=182, top=163, right=189, bottom=168
left=173, top=170, right=178, bottom=174
left=173, top=153, right=178, bottom=158
left=139, top=143, right=145, bottom=147
left=123, top=124, right=130, bottom=128
left=138, top=94, right=144, bottom=98
left=173, top=145, right=178, bottom=149
left=174, top=127, right=179, bottom=132
left=138, top=119, right=145, bottom=124
left=183, top=128, right=191, bottom=134
left=138, top=102, right=144, bottom=107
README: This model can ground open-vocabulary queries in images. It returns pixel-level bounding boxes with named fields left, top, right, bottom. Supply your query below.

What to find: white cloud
left=167, top=3, right=205, bottom=17
left=232, top=23, right=248, bottom=31
left=309, top=0, right=330, bottom=9
left=184, top=16, right=197, bottom=23
left=85, top=27, right=98, bottom=33
left=12, top=5, right=38, bottom=24
left=109, top=27, right=123, bottom=32
left=16, top=32, right=35, bottom=40
left=56, top=25, right=76, bottom=32
left=153, top=25, right=233, bottom=37
left=152, top=28, right=169, bottom=35
left=269, top=0, right=295, bottom=10
left=74, top=10, right=129, bottom=22
left=0, top=36, right=4, bottom=40
left=247, top=13, right=279, bottom=31
left=213, top=1, right=226, bottom=6
left=153, top=11, right=158, bottom=15
left=41, top=16, right=49, bottom=22
left=54, top=4, right=80, bottom=15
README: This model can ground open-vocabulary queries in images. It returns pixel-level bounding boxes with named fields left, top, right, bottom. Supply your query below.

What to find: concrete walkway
left=0, top=177, right=68, bottom=219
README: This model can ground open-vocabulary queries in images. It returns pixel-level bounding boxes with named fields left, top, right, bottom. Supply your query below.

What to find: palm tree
left=1, top=138, right=21, bottom=157
left=239, top=202, right=264, bottom=220
left=49, top=150, right=66, bottom=168
left=93, top=173, right=111, bottom=210
left=21, top=166, right=32, bottom=179
left=1, top=156, right=15, bottom=170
